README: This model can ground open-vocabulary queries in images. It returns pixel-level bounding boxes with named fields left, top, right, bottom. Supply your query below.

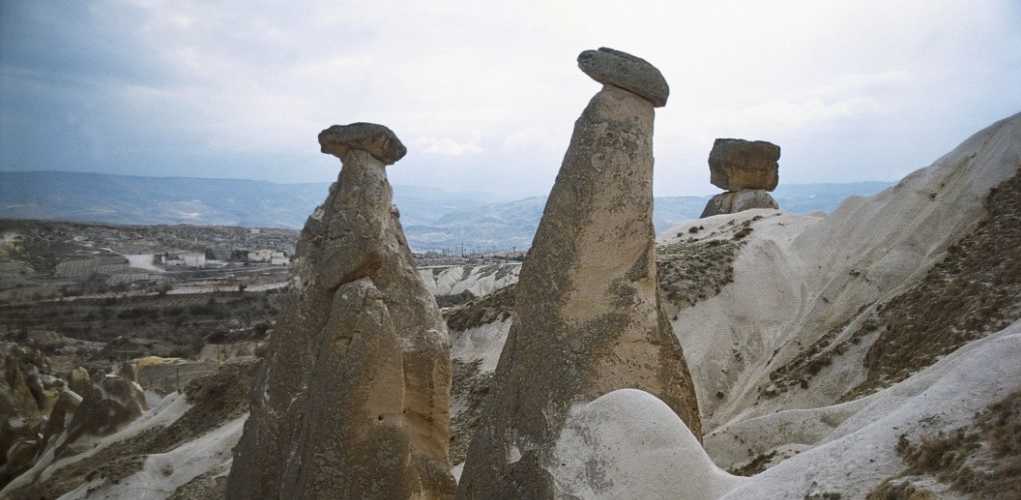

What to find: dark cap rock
left=577, top=47, right=669, bottom=107
left=708, top=138, right=781, bottom=191
left=318, top=122, right=407, bottom=165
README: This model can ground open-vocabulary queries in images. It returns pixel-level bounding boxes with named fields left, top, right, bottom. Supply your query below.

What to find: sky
left=1, top=1, right=1020, bottom=199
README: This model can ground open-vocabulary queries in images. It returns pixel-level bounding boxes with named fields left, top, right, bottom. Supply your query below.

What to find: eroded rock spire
left=226, top=123, right=454, bottom=500
left=456, top=48, right=701, bottom=499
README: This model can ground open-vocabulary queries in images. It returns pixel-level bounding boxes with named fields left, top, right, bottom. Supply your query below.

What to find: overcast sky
left=2, top=1, right=1019, bottom=198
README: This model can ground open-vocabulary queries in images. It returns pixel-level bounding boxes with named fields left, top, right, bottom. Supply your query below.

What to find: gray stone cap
left=318, top=122, right=407, bottom=165
left=577, top=47, right=669, bottom=107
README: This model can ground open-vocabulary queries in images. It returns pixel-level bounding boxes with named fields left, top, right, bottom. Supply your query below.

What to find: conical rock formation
left=226, top=123, right=454, bottom=500
left=456, top=48, right=701, bottom=499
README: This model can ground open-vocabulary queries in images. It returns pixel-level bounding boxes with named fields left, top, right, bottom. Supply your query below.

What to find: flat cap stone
left=577, top=47, right=669, bottom=107
left=708, top=138, right=781, bottom=191
left=318, top=122, right=407, bottom=165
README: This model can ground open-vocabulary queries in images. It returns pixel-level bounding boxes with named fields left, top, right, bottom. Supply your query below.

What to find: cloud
left=416, top=134, right=484, bottom=157
left=2, top=0, right=1020, bottom=199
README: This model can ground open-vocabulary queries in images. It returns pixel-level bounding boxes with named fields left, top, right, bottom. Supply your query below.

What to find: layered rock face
left=701, top=138, right=781, bottom=217
left=456, top=48, right=701, bottom=499
left=226, top=123, right=454, bottom=500
left=701, top=189, right=778, bottom=216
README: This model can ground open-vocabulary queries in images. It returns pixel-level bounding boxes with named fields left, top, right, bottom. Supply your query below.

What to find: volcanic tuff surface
left=226, top=123, right=454, bottom=500
left=457, top=48, right=700, bottom=499
left=443, top=112, right=1021, bottom=499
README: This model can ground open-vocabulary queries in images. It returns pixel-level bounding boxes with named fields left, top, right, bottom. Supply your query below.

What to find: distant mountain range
left=0, top=171, right=891, bottom=251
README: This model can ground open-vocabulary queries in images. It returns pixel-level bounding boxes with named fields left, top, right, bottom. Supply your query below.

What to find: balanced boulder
left=702, top=138, right=782, bottom=217
left=226, top=123, right=453, bottom=500
left=456, top=48, right=701, bottom=499
left=708, top=138, right=780, bottom=191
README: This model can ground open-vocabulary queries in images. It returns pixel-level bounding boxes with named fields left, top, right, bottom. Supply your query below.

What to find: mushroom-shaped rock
left=318, top=122, right=407, bottom=165
left=228, top=121, right=453, bottom=500
left=708, top=138, right=781, bottom=191
left=578, top=47, right=670, bottom=107
left=457, top=48, right=699, bottom=500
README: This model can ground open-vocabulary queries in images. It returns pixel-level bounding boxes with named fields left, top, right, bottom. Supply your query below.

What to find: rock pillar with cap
left=455, top=48, right=702, bottom=499
left=226, top=123, right=454, bottom=500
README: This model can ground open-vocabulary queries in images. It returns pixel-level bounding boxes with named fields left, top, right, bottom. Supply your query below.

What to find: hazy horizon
left=0, top=168, right=895, bottom=201
left=3, top=1, right=1020, bottom=198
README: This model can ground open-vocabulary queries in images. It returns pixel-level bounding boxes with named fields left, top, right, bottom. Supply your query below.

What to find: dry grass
left=849, top=168, right=1021, bottom=397
left=868, top=390, right=1021, bottom=499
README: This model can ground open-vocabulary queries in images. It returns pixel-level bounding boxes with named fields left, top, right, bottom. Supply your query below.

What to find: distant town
left=0, top=220, right=298, bottom=303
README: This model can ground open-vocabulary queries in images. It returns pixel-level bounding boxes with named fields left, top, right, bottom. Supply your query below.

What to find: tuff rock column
left=456, top=48, right=701, bottom=499
left=226, top=123, right=454, bottom=500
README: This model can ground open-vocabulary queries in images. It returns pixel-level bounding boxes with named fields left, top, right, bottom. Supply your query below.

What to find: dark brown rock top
left=709, top=138, right=781, bottom=191
left=318, top=122, right=407, bottom=165
left=577, top=47, right=669, bottom=107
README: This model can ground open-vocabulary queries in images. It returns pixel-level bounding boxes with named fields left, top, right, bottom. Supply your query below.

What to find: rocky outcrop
left=0, top=346, right=53, bottom=486
left=456, top=48, right=700, bottom=499
left=38, top=388, right=81, bottom=453
left=702, top=138, right=781, bottom=217
left=2, top=360, right=258, bottom=500
left=700, top=190, right=779, bottom=217
left=226, top=123, right=454, bottom=500
left=60, top=374, right=147, bottom=454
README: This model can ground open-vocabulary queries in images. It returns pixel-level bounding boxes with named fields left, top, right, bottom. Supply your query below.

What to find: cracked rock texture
left=456, top=50, right=700, bottom=500
left=226, top=123, right=454, bottom=500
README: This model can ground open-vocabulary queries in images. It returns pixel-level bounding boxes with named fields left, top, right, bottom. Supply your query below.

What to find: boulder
left=38, top=388, right=82, bottom=452
left=66, top=366, right=91, bottom=398
left=708, top=138, right=780, bottom=191
left=456, top=49, right=700, bottom=499
left=578, top=47, right=670, bottom=107
left=227, top=123, right=453, bottom=500
left=700, top=190, right=780, bottom=217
